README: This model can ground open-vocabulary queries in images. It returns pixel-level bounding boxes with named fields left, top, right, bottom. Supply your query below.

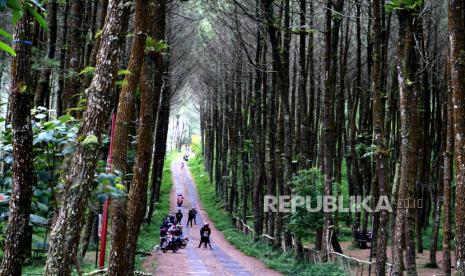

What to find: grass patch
left=188, top=155, right=347, bottom=276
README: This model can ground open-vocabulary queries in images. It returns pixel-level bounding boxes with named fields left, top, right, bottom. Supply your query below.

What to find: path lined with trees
left=0, top=0, right=465, bottom=275
left=146, top=158, right=281, bottom=275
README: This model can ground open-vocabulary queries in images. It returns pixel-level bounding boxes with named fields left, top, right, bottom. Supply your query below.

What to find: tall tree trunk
left=34, top=0, right=58, bottom=108
left=215, top=99, right=223, bottom=199
left=151, top=89, right=171, bottom=206
left=146, top=0, right=169, bottom=222
left=241, top=76, right=250, bottom=223
left=429, top=80, right=444, bottom=267
left=63, top=0, right=84, bottom=113
left=0, top=9, right=35, bottom=276
left=392, top=7, right=421, bottom=276
left=44, top=1, right=130, bottom=274
left=252, top=7, right=265, bottom=235
left=298, top=0, right=308, bottom=164
left=261, top=0, right=291, bottom=240
left=124, top=29, right=163, bottom=275
left=321, top=0, right=344, bottom=258
left=443, top=63, right=453, bottom=275
left=449, top=0, right=465, bottom=274
left=56, top=1, right=70, bottom=116
left=229, top=70, right=239, bottom=213
left=372, top=0, right=389, bottom=274
left=107, top=1, right=149, bottom=274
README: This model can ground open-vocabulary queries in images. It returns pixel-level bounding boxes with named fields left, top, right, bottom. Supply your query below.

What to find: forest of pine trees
left=0, top=0, right=464, bottom=275
left=195, top=0, right=465, bottom=275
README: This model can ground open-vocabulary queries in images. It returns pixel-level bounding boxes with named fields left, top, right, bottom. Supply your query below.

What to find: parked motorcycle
left=161, top=235, right=180, bottom=253
left=178, top=236, right=189, bottom=249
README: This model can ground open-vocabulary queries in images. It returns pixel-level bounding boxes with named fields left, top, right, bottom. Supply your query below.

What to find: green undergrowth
left=21, top=152, right=178, bottom=274
left=188, top=155, right=347, bottom=276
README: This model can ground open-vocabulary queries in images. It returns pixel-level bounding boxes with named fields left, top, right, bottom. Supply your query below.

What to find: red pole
left=98, top=199, right=110, bottom=268
left=98, top=112, right=116, bottom=268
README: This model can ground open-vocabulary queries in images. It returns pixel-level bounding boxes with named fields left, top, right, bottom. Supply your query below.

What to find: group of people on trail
left=161, top=207, right=213, bottom=250
left=159, top=214, right=187, bottom=252
left=175, top=194, right=198, bottom=228
left=169, top=160, right=214, bottom=251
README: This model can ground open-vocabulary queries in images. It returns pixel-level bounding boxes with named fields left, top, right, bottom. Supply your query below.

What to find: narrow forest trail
left=142, top=158, right=282, bottom=275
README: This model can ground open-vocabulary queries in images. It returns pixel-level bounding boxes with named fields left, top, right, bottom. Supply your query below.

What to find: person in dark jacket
left=168, top=214, right=175, bottom=224
left=176, top=209, right=183, bottom=224
left=198, top=223, right=212, bottom=249
left=159, top=226, right=168, bottom=247
left=187, top=207, right=197, bottom=227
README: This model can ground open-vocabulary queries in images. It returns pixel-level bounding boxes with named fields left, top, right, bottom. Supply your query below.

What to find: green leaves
left=7, top=0, right=22, bottom=12
left=0, top=107, right=80, bottom=221
left=288, top=168, right=324, bottom=239
left=6, top=0, right=48, bottom=29
left=79, top=66, right=96, bottom=76
left=94, top=172, right=126, bottom=200
left=118, top=69, right=132, bottom=76
left=0, top=29, right=13, bottom=40
left=81, top=134, right=99, bottom=150
left=386, top=0, right=423, bottom=12
left=58, top=114, right=72, bottom=124
left=7, top=0, right=24, bottom=25
left=115, top=79, right=128, bottom=87
left=94, top=29, right=103, bottom=39
left=0, top=0, right=49, bottom=56
left=145, top=37, right=169, bottom=53
left=0, top=41, right=16, bottom=57
left=26, top=4, right=48, bottom=32
left=0, top=27, right=15, bottom=57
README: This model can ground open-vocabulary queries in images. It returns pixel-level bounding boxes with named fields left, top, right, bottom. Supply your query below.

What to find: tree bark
left=443, top=62, right=453, bottom=275
left=321, top=0, right=344, bottom=259
left=107, top=1, right=148, bottom=274
left=146, top=0, right=169, bottom=222
left=449, top=0, right=465, bottom=273
left=56, top=1, right=70, bottom=116
left=124, top=26, right=163, bottom=273
left=34, top=0, right=58, bottom=108
left=261, top=0, right=291, bottom=240
left=392, top=7, right=421, bottom=276
left=0, top=9, right=35, bottom=276
left=63, top=0, right=84, bottom=113
left=372, top=0, right=389, bottom=274
left=44, top=1, right=130, bottom=274
left=149, top=91, right=170, bottom=209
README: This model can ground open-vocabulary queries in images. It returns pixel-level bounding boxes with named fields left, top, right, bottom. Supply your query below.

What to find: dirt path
left=142, top=158, right=282, bottom=276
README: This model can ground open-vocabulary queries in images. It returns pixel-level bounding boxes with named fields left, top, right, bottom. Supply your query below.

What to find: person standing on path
left=198, top=223, right=213, bottom=250
left=187, top=207, right=197, bottom=227
left=176, top=209, right=183, bottom=224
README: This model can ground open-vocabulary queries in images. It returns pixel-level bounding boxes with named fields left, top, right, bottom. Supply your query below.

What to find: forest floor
left=142, top=157, right=281, bottom=275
